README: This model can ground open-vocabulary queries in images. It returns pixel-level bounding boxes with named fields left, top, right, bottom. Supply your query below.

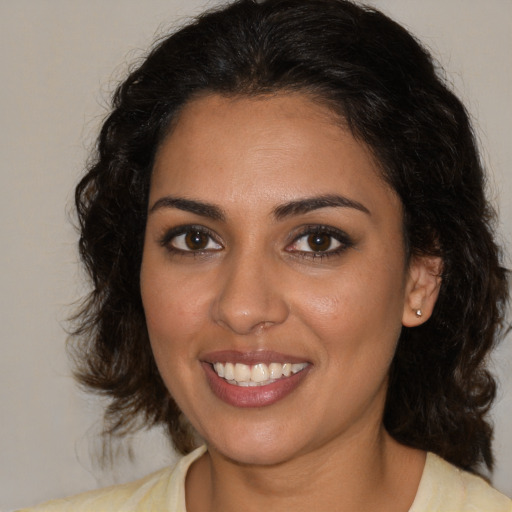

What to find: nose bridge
left=212, top=245, right=289, bottom=335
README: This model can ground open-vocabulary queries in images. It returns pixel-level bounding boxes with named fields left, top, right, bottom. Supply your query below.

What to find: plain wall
left=1, top=1, right=510, bottom=509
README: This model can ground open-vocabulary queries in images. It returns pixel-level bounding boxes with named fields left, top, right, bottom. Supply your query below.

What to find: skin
left=140, top=93, right=441, bottom=512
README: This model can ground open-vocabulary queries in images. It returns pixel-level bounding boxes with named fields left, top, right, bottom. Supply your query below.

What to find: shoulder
left=410, top=452, right=512, bottom=512
left=17, top=468, right=175, bottom=512
left=17, top=446, right=206, bottom=512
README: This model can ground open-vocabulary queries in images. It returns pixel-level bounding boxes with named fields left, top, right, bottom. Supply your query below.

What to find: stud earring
left=415, top=309, right=422, bottom=318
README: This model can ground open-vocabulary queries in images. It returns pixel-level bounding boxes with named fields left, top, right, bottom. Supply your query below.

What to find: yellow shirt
left=20, top=447, right=511, bottom=512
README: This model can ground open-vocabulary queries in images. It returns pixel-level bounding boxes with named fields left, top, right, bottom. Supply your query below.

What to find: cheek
left=140, top=264, right=207, bottom=405
left=140, top=258, right=208, bottom=361
left=296, top=259, right=405, bottom=353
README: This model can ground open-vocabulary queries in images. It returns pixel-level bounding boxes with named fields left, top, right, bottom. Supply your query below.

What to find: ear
left=402, top=255, right=442, bottom=327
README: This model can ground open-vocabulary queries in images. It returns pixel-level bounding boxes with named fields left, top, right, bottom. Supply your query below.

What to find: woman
left=23, top=0, right=511, bottom=510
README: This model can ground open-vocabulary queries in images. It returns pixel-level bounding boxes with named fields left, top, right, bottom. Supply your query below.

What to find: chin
left=205, top=423, right=303, bottom=467
left=216, top=443, right=298, bottom=467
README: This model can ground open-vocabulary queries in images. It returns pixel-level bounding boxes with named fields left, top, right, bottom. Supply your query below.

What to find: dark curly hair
left=71, top=0, right=509, bottom=474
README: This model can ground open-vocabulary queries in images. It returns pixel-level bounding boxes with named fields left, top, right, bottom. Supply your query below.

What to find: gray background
left=1, top=1, right=510, bottom=509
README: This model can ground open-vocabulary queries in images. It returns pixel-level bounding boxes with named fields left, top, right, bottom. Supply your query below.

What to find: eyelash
left=286, top=225, right=354, bottom=260
left=159, top=225, right=223, bottom=256
left=159, top=224, right=354, bottom=259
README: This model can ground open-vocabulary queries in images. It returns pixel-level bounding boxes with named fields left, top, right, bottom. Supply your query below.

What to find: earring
left=415, top=309, right=422, bottom=318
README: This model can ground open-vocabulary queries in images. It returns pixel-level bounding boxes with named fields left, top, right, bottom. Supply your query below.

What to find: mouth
left=212, top=361, right=308, bottom=387
left=201, top=351, right=311, bottom=408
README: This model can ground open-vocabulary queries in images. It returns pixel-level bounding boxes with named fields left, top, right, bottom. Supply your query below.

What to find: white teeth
left=212, top=361, right=307, bottom=386
left=214, top=362, right=224, bottom=378
left=251, top=363, right=270, bottom=383
left=234, top=363, right=251, bottom=382
left=291, top=363, right=307, bottom=374
left=224, top=362, right=235, bottom=381
left=269, top=362, right=283, bottom=379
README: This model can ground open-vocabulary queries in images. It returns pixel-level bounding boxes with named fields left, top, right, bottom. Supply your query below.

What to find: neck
left=186, top=425, right=425, bottom=512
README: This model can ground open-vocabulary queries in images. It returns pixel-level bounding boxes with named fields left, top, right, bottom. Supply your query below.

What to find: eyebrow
left=273, top=194, right=370, bottom=219
left=148, top=193, right=370, bottom=221
left=149, top=197, right=226, bottom=221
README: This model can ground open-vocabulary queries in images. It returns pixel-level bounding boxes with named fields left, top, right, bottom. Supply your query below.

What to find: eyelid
left=157, top=223, right=353, bottom=259
left=159, top=224, right=223, bottom=253
left=285, top=224, right=354, bottom=257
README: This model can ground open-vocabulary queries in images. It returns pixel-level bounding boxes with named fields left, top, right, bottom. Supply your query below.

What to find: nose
left=211, top=251, right=289, bottom=335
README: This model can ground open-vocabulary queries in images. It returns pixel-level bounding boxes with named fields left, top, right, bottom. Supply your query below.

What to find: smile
left=212, top=362, right=308, bottom=386
left=202, top=352, right=312, bottom=408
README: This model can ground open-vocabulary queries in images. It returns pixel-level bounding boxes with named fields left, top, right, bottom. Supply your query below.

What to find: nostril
left=210, top=260, right=290, bottom=334
left=212, top=298, right=289, bottom=335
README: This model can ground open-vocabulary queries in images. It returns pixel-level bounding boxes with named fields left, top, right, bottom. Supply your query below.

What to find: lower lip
left=202, top=362, right=310, bottom=408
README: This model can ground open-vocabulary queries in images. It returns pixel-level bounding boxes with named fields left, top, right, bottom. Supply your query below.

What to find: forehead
left=151, top=93, right=400, bottom=219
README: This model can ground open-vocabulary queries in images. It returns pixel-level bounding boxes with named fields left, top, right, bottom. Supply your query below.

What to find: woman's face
left=141, top=93, right=431, bottom=465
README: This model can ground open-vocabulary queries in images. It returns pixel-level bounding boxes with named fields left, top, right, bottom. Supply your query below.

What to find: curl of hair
left=70, top=0, right=509, bottom=472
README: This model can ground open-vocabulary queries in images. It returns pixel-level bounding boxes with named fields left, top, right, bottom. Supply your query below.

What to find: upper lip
left=201, top=350, right=310, bottom=366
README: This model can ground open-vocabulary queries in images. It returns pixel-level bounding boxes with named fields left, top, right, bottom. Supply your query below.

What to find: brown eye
left=164, top=227, right=223, bottom=253
left=307, top=233, right=332, bottom=252
left=185, top=230, right=209, bottom=250
left=286, top=226, right=351, bottom=258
